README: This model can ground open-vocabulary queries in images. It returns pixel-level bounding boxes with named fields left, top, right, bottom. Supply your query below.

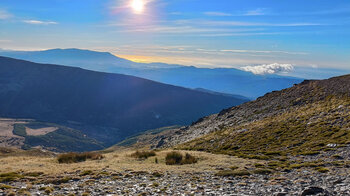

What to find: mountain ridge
left=0, top=48, right=303, bottom=98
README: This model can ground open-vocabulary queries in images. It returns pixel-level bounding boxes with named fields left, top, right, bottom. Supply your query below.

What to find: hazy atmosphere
left=0, top=1, right=350, bottom=195
left=1, top=0, right=349, bottom=78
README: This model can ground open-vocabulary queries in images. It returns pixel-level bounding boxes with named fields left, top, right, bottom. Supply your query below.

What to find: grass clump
left=0, top=184, right=14, bottom=190
left=130, top=151, right=156, bottom=159
left=80, top=170, right=94, bottom=176
left=0, top=172, right=23, bottom=182
left=165, top=152, right=197, bottom=165
left=216, top=170, right=251, bottom=177
left=253, top=169, right=273, bottom=175
left=57, top=152, right=104, bottom=164
left=315, top=167, right=330, bottom=173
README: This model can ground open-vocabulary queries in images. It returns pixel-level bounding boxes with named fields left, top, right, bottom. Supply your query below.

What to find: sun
left=131, top=0, right=145, bottom=14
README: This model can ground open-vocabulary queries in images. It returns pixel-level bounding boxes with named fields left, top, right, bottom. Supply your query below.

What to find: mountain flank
left=0, top=56, right=247, bottom=151
left=152, top=75, right=350, bottom=159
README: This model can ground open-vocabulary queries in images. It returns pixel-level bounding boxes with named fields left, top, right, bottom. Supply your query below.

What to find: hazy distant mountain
left=0, top=48, right=303, bottom=98
left=0, top=56, right=247, bottom=149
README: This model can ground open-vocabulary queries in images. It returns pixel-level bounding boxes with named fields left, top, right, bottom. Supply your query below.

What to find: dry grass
left=0, top=150, right=261, bottom=176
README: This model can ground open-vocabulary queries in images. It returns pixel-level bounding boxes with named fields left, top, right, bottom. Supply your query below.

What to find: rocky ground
left=1, top=167, right=349, bottom=196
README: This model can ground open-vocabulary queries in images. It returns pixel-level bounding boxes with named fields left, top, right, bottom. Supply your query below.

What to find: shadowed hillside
left=0, top=56, right=247, bottom=149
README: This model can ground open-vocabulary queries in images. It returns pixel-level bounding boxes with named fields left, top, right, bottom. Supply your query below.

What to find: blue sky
left=0, top=0, right=349, bottom=75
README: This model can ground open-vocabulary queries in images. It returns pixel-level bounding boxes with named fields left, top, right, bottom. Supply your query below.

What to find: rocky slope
left=155, top=75, right=350, bottom=152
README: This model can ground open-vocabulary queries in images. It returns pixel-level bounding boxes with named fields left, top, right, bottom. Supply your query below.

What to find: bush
left=131, top=151, right=156, bottom=159
left=165, top=151, right=183, bottom=165
left=165, top=152, right=197, bottom=165
left=57, top=152, right=104, bottom=164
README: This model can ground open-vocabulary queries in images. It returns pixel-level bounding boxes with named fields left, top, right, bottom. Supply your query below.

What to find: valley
left=0, top=74, right=349, bottom=195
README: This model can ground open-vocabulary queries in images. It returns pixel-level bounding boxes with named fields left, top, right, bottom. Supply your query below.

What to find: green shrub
left=57, top=152, right=104, bottom=164
left=165, top=152, right=197, bottom=165
left=131, top=151, right=156, bottom=159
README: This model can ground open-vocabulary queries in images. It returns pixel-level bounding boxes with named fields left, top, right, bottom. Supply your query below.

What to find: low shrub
left=57, top=152, right=104, bottom=164
left=131, top=151, right=156, bottom=159
left=165, top=152, right=197, bottom=165
left=165, top=151, right=183, bottom=165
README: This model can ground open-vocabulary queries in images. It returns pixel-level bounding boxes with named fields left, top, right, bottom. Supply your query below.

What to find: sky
left=0, top=0, right=349, bottom=76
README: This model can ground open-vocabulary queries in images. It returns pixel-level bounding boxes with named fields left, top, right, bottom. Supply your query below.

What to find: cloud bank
left=241, top=63, right=294, bottom=75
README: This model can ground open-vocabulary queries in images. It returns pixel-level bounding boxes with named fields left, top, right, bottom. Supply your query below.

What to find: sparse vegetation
left=131, top=151, right=156, bottom=159
left=165, top=151, right=197, bottom=165
left=315, top=167, right=330, bottom=173
left=216, top=170, right=251, bottom=177
left=0, top=172, right=23, bottom=182
left=179, top=97, right=350, bottom=160
left=253, top=169, right=273, bottom=175
left=12, top=124, right=27, bottom=137
left=57, top=152, right=104, bottom=164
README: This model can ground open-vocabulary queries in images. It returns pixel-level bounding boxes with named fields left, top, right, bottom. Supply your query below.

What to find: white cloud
left=204, top=12, right=232, bottom=16
left=244, top=8, right=267, bottom=16
left=0, top=9, right=12, bottom=19
left=241, top=63, right=294, bottom=75
left=23, top=20, right=58, bottom=25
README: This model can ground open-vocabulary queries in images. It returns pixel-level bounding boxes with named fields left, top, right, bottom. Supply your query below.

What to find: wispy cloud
left=203, top=12, right=232, bottom=17
left=0, top=40, right=12, bottom=43
left=23, top=20, right=58, bottom=25
left=0, top=9, right=12, bottom=19
left=244, top=8, right=267, bottom=16
left=194, top=20, right=323, bottom=27
left=241, top=63, right=294, bottom=75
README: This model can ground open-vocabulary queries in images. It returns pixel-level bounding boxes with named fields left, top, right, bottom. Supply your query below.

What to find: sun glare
left=131, top=0, right=145, bottom=14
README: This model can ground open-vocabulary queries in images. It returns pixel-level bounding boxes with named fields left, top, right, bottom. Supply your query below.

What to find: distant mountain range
left=0, top=48, right=303, bottom=98
left=0, top=56, right=247, bottom=150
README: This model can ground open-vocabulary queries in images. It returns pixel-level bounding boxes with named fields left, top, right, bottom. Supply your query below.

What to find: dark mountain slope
left=0, top=48, right=303, bottom=98
left=0, top=56, right=247, bottom=148
left=155, top=75, right=350, bottom=158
